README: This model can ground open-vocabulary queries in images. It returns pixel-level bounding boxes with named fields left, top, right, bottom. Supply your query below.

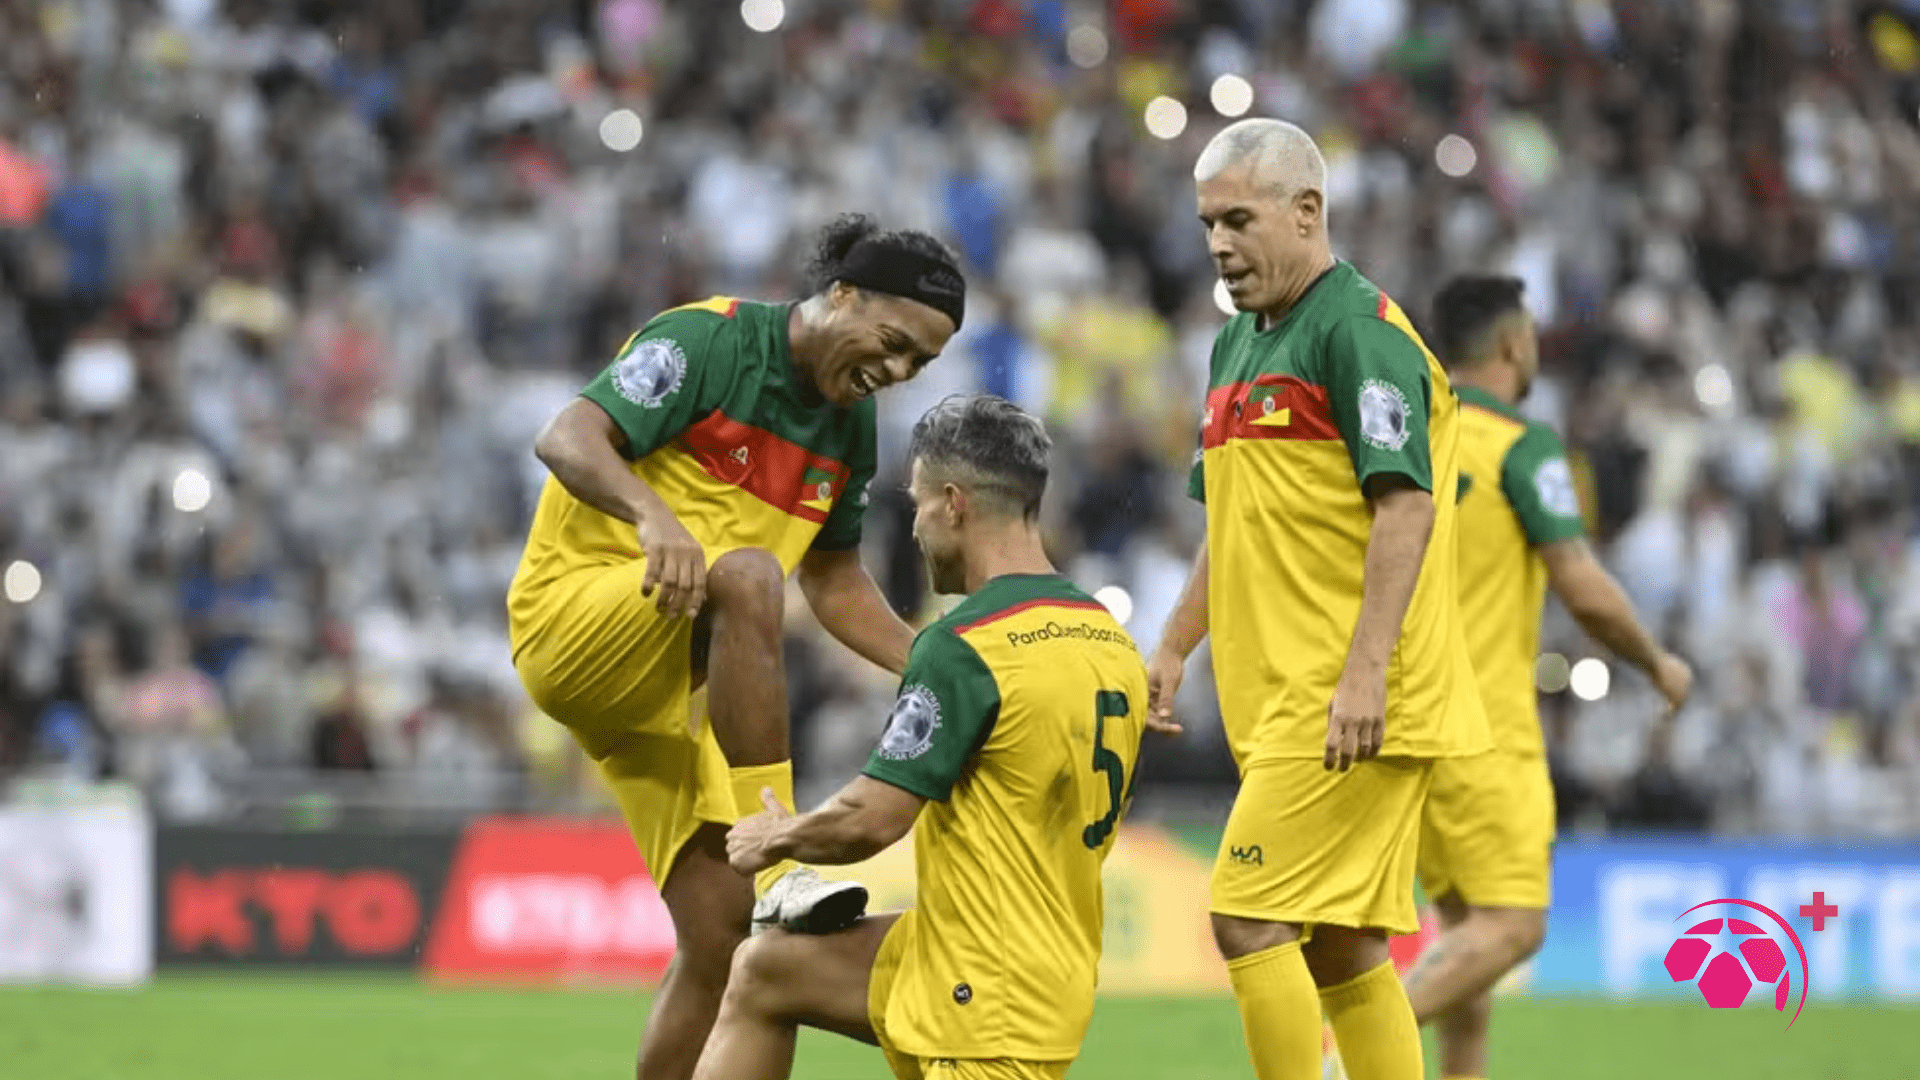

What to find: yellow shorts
left=1209, top=757, right=1433, bottom=935
left=868, top=912, right=1070, bottom=1080
left=511, top=561, right=733, bottom=886
left=1418, top=750, right=1556, bottom=909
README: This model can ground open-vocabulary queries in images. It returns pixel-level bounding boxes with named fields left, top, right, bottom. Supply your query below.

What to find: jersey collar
left=1455, top=384, right=1523, bottom=421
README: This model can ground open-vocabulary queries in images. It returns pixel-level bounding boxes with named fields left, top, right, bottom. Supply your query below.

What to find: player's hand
left=725, top=788, right=795, bottom=875
left=1145, top=648, right=1186, bottom=736
left=637, top=513, right=708, bottom=618
left=1652, top=652, right=1693, bottom=716
left=1325, top=667, right=1387, bottom=772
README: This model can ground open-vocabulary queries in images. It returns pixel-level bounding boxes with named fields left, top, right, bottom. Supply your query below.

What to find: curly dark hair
left=804, top=212, right=962, bottom=295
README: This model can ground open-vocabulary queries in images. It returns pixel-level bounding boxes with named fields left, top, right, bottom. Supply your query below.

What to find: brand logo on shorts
left=612, top=338, right=687, bottom=408
left=1229, top=844, right=1264, bottom=867
left=952, top=982, right=973, bottom=1005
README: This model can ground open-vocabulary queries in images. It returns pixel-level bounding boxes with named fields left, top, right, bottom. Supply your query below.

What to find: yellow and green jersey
left=1454, top=386, right=1586, bottom=758
left=507, top=297, right=875, bottom=642
left=1188, top=261, right=1488, bottom=766
left=862, top=574, right=1149, bottom=1062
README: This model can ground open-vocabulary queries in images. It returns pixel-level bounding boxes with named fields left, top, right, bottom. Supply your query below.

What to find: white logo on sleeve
left=877, top=685, right=942, bottom=761
left=612, top=338, right=687, bottom=408
left=1357, top=379, right=1411, bottom=451
left=1533, top=457, right=1581, bottom=517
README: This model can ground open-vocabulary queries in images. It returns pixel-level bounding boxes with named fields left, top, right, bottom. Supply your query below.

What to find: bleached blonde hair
left=1194, top=118, right=1327, bottom=208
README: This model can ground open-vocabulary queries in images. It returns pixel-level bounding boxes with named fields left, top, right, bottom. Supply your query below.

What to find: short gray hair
left=1194, top=118, right=1327, bottom=201
left=908, top=394, right=1052, bottom=520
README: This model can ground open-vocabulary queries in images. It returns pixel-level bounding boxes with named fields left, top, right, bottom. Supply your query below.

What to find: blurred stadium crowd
left=4, top=0, right=1920, bottom=836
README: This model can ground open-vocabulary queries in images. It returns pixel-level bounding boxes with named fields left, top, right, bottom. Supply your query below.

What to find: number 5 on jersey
left=1083, top=690, right=1136, bottom=849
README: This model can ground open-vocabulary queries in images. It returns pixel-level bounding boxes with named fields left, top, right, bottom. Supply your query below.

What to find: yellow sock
left=729, top=762, right=800, bottom=896
left=1321, top=960, right=1423, bottom=1080
left=1227, top=940, right=1322, bottom=1080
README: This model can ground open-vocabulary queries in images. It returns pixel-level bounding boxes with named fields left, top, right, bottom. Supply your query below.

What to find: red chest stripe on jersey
left=1200, top=375, right=1339, bottom=448
left=1376, top=292, right=1392, bottom=319
left=950, top=597, right=1107, bottom=635
left=679, top=410, right=846, bottom=523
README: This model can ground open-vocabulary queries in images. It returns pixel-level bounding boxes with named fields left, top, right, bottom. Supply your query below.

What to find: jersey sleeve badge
left=1533, top=456, right=1580, bottom=517
left=612, top=338, right=687, bottom=408
left=878, top=685, right=942, bottom=761
left=1358, top=378, right=1411, bottom=451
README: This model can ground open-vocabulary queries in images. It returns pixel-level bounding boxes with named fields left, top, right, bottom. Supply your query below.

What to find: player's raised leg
left=692, top=914, right=901, bottom=1080
left=701, top=548, right=868, bottom=930
left=639, top=823, right=756, bottom=1080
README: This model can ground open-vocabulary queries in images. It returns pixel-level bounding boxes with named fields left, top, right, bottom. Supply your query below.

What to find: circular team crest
left=612, top=338, right=687, bottom=408
left=816, top=480, right=833, bottom=502
left=1358, top=378, right=1411, bottom=451
left=1533, top=456, right=1581, bottom=517
left=878, top=685, right=942, bottom=761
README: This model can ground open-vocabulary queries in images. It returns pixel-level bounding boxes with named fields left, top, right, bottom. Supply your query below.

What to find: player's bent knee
left=1501, top=908, right=1546, bottom=960
left=724, top=929, right=810, bottom=1016
left=706, top=549, right=785, bottom=617
left=1210, top=912, right=1300, bottom=961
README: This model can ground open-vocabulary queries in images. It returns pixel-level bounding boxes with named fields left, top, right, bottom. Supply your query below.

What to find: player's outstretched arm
left=1146, top=539, right=1210, bottom=730
left=1540, top=539, right=1693, bottom=713
left=1328, top=476, right=1434, bottom=770
left=797, top=548, right=916, bottom=675
left=534, top=398, right=708, bottom=617
left=726, top=777, right=925, bottom=874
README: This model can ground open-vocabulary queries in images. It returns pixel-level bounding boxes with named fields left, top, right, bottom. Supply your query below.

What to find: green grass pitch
left=2, top=976, right=1915, bottom=1079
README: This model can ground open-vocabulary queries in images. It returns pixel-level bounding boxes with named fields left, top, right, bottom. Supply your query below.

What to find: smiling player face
left=810, top=285, right=956, bottom=407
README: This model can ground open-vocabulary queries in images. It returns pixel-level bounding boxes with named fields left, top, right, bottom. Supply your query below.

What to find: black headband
left=836, top=241, right=966, bottom=331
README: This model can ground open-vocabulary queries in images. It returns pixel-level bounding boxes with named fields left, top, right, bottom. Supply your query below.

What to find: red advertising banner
left=421, top=817, right=675, bottom=983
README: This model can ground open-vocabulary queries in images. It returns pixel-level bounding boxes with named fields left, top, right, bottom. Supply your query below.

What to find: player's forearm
left=800, top=552, right=915, bottom=675
left=533, top=407, right=666, bottom=527
left=1345, top=489, right=1434, bottom=674
left=1554, top=555, right=1666, bottom=677
left=1155, top=540, right=1211, bottom=660
left=770, top=789, right=897, bottom=865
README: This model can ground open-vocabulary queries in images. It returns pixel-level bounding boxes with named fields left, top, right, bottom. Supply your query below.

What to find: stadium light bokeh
left=1435, top=134, right=1477, bottom=177
left=172, top=469, right=212, bottom=513
left=3, top=560, right=41, bottom=604
left=1143, top=96, right=1188, bottom=140
left=1066, top=25, right=1108, bottom=68
left=1536, top=652, right=1571, bottom=694
left=740, top=0, right=784, bottom=33
left=599, top=109, right=644, bottom=153
left=1569, top=658, right=1611, bottom=702
left=1210, top=75, right=1253, bottom=118
left=1093, top=585, right=1134, bottom=627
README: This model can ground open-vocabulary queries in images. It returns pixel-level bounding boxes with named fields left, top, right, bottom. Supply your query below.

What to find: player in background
left=1147, top=118, right=1488, bottom=1080
left=1399, top=275, right=1693, bottom=1080
left=692, top=394, right=1162, bottom=1080
left=508, top=214, right=966, bottom=1080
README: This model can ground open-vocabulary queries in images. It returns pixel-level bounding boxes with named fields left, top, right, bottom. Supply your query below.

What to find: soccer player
left=1401, top=275, right=1693, bottom=1080
left=507, top=214, right=967, bottom=1080
left=1146, top=118, right=1489, bottom=1080
left=690, top=394, right=1156, bottom=1080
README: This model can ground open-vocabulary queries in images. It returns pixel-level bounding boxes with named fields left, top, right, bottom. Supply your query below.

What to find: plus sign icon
left=1662, top=895, right=1830, bottom=1028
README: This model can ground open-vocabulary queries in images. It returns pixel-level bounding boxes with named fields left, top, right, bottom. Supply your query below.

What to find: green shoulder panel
left=1317, top=315, right=1434, bottom=492
left=1500, top=422, right=1586, bottom=546
left=862, top=623, right=1001, bottom=802
left=580, top=307, right=744, bottom=459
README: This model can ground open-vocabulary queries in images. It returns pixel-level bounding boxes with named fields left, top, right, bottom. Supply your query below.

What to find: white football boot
left=750, top=867, right=869, bottom=935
